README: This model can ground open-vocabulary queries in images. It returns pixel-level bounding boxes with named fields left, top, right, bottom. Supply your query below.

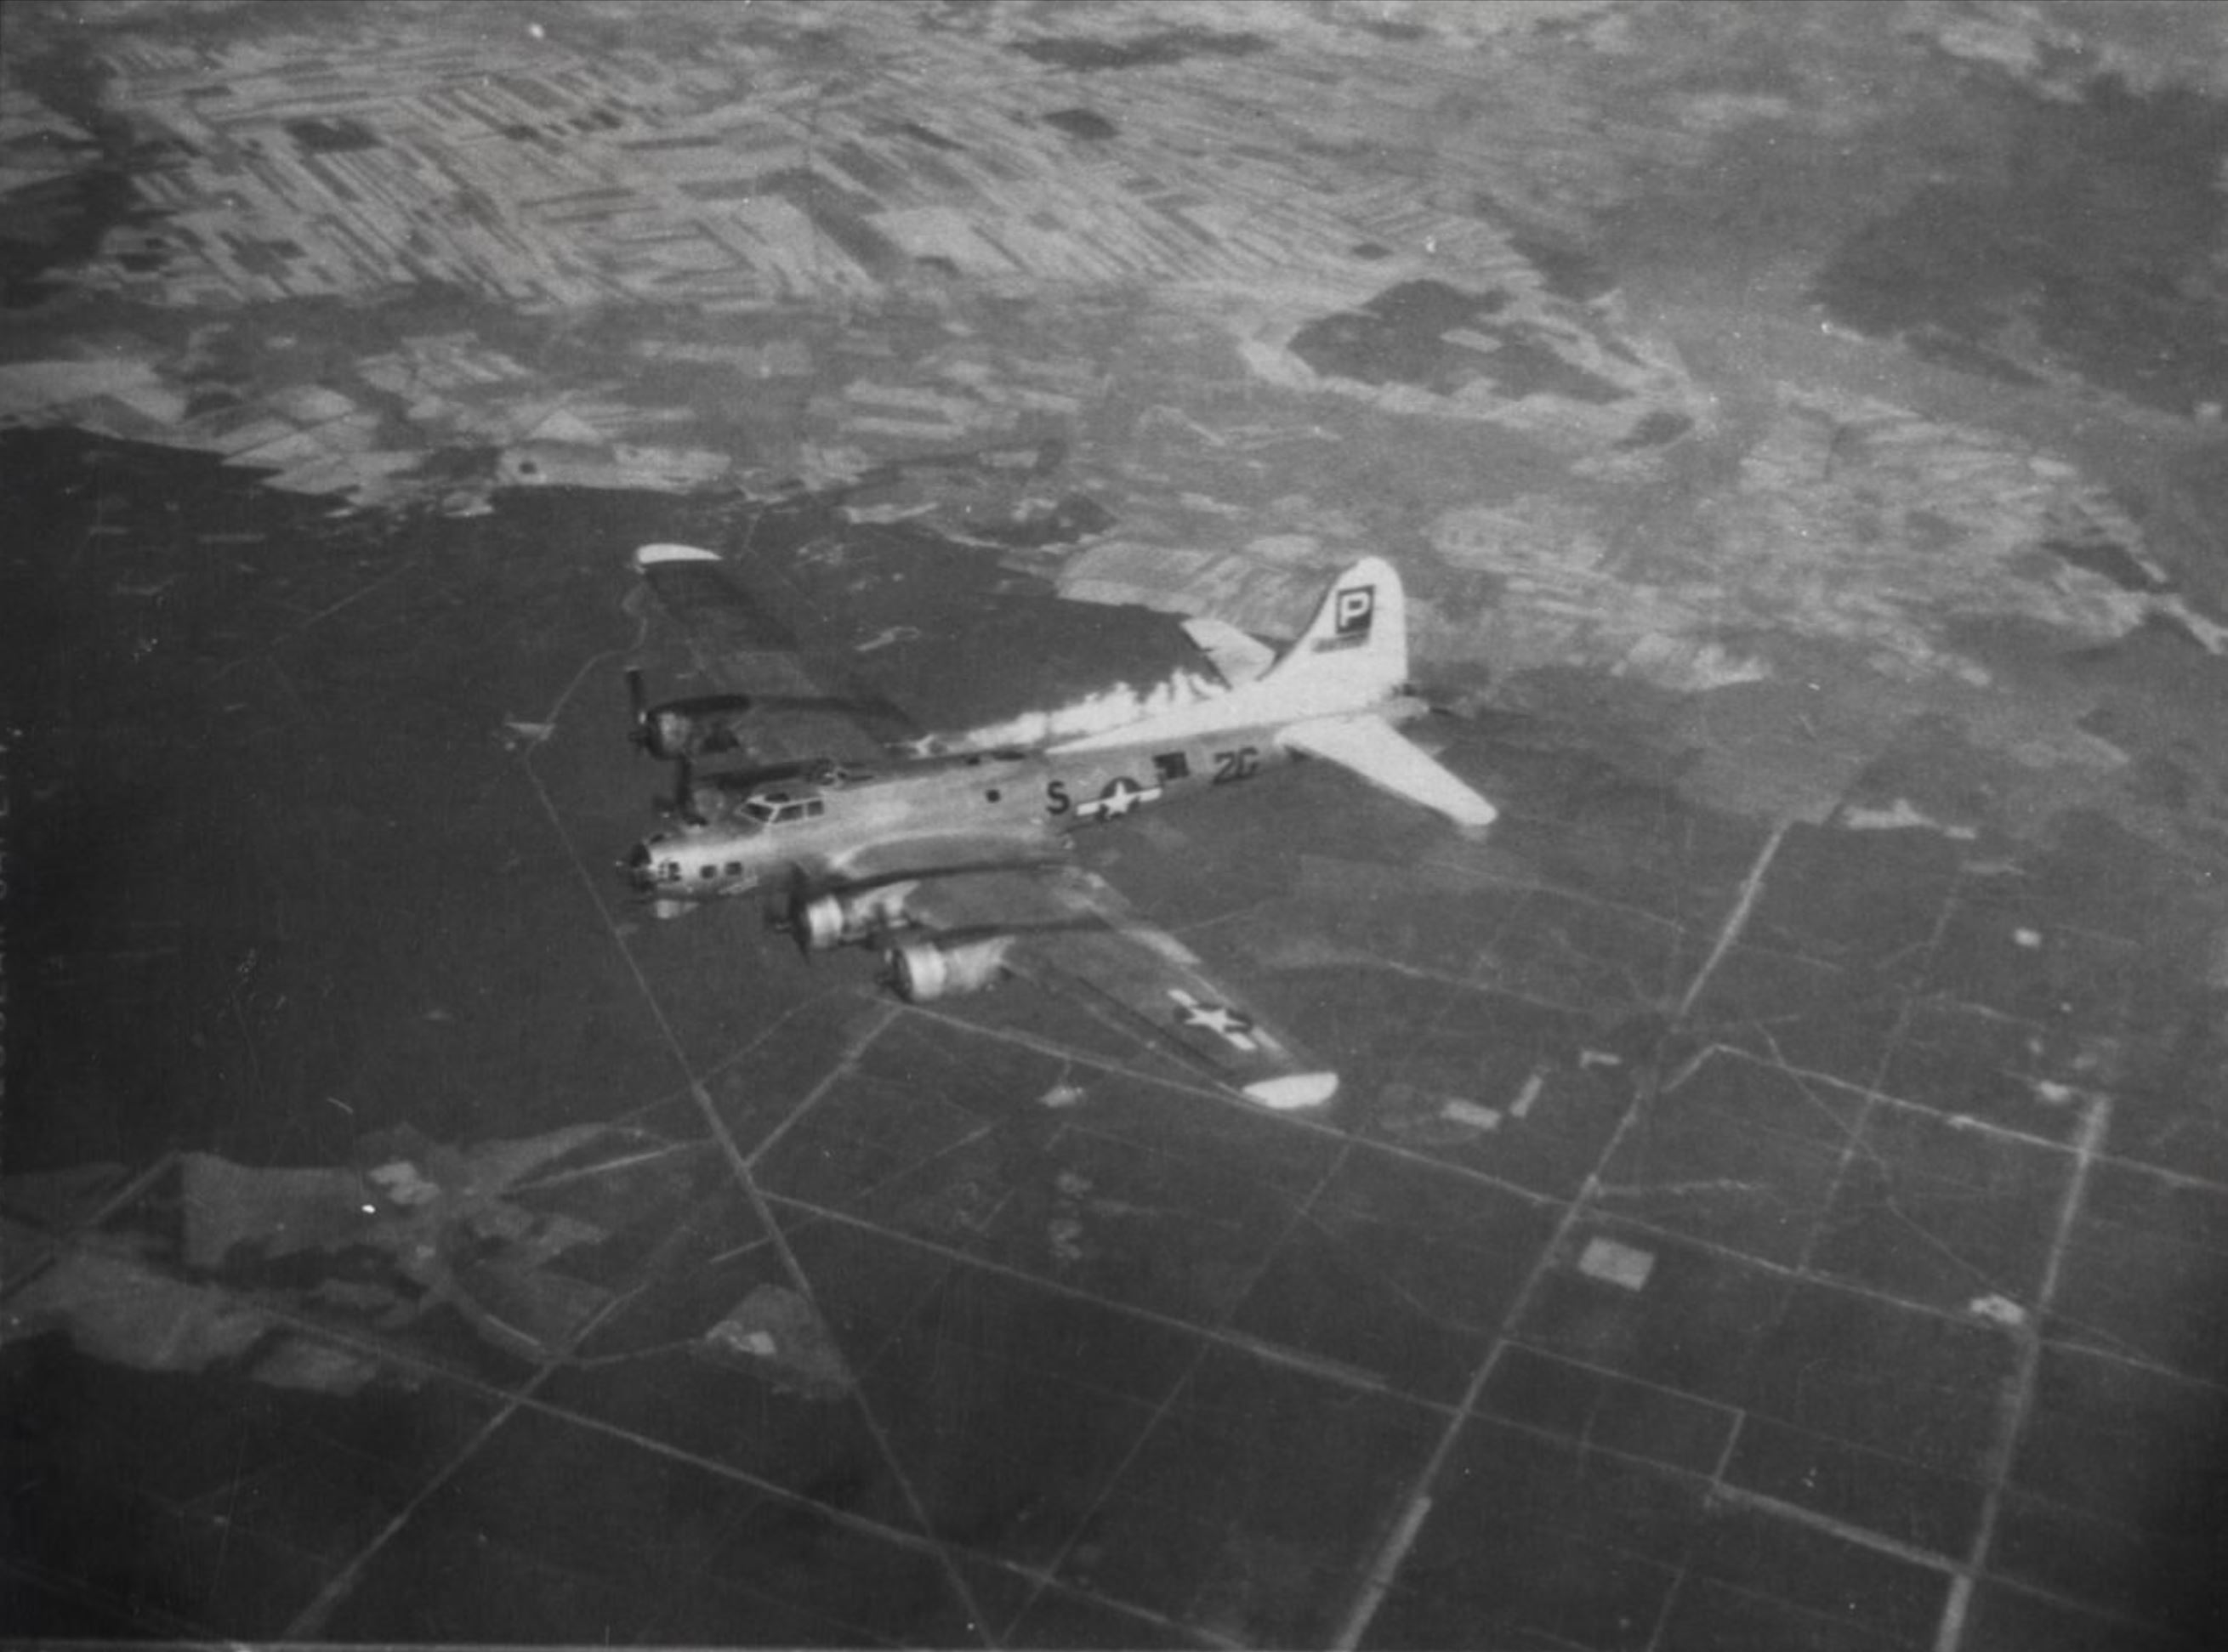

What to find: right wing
left=632, top=542, right=921, bottom=768
left=895, top=864, right=1338, bottom=1110
left=1280, top=712, right=1499, bottom=832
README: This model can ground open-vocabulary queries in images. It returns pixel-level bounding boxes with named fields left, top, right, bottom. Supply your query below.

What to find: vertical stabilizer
left=1257, top=556, right=1408, bottom=708
left=1050, top=557, right=1416, bottom=752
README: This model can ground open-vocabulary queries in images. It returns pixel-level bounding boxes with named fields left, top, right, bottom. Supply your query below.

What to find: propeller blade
left=763, top=864, right=802, bottom=930
left=626, top=667, right=651, bottom=747
left=673, top=756, right=705, bottom=825
left=764, top=865, right=816, bottom=959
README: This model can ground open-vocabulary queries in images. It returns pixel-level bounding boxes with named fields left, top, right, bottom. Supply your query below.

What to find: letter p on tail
left=1262, top=556, right=1410, bottom=710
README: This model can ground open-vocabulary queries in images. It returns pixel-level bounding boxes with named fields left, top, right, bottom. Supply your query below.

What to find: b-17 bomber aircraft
left=621, top=542, right=1498, bottom=1111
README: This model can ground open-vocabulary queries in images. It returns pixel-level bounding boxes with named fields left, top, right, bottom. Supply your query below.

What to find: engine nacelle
left=638, top=700, right=757, bottom=762
left=794, top=887, right=912, bottom=951
left=883, top=937, right=1012, bottom=1002
left=628, top=669, right=758, bottom=762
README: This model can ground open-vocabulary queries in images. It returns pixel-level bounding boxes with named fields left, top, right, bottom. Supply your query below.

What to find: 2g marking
left=1212, top=747, right=1260, bottom=785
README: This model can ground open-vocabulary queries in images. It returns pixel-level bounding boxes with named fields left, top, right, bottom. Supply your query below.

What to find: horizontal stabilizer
left=1281, top=713, right=1498, bottom=831
left=1182, top=616, right=1276, bottom=689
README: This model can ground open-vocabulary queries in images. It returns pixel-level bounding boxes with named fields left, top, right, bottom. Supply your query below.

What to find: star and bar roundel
left=1167, top=988, right=1259, bottom=1053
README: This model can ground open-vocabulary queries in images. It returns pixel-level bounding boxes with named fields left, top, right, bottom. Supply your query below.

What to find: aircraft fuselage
left=622, top=707, right=1402, bottom=900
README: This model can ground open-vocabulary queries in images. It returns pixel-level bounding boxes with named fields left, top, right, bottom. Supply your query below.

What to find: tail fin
left=1049, top=557, right=1417, bottom=755
left=1259, top=556, right=1408, bottom=707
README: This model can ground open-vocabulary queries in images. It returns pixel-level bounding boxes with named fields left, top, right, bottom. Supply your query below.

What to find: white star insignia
left=1168, top=989, right=1259, bottom=1052
left=1079, top=780, right=1162, bottom=821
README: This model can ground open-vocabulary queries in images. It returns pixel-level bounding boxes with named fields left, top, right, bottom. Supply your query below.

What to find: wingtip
left=634, top=542, right=724, bottom=570
left=1242, top=1071, right=1340, bottom=1111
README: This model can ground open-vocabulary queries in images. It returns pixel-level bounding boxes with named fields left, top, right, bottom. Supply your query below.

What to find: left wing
left=632, top=542, right=921, bottom=768
left=895, top=865, right=1338, bottom=1110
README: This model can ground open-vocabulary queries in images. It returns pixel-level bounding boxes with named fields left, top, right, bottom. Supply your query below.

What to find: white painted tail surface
left=1053, top=559, right=1412, bottom=752
left=1258, top=555, right=1409, bottom=711
left=1051, top=556, right=1499, bottom=831
left=1179, top=616, right=1276, bottom=690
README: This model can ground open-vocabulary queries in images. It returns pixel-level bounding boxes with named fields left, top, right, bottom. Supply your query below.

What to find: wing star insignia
left=1168, top=988, right=1259, bottom=1052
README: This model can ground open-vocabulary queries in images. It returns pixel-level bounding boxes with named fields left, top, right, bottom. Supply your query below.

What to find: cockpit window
left=743, top=791, right=826, bottom=826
